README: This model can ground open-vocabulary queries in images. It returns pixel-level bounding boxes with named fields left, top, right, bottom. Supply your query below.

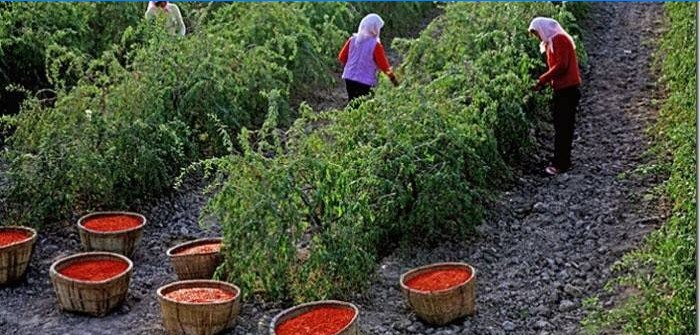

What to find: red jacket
left=538, top=34, right=581, bottom=91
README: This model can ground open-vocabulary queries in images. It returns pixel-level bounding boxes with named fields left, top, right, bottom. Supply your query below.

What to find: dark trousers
left=345, top=79, right=372, bottom=103
left=551, top=86, right=581, bottom=171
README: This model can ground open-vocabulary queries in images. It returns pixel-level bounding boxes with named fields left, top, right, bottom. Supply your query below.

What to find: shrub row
left=1, top=3, right=435, bottom=226
left=0, top=2, right=150, bottom=115
left=0, top=2, right=433, bottom=116
left=201, top=3, right=584, bottom=302
left=583, top=3, right=696, bottom=334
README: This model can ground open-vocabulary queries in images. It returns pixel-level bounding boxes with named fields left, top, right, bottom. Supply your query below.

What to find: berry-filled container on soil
left=77, top=211, right=146, bottom=257
left=0, top=226, right=37, bottom=285
left=50, top=252, right=133, bottom=316
left=167, top=238, right=223, bottom=280
left=157, top=280, right=241, bottom=335
left=270, top=300, right=360, bottom=335
left=400, top=262, right=476, bottom=325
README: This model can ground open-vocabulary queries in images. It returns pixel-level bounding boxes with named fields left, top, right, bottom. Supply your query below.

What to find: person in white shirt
left=145, top=1, right=186, bottom=36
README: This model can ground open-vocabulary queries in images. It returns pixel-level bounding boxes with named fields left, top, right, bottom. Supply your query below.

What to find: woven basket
left=269, top=300, right=360, bottom=335
left=157, top=280, right=241, bottom=335
left=50, top=252, right=133, bottom=316
left=400, top=262, right=476, bottom=325
left=0, top=226, right=37, bottom=285
left=77, top=211, right=146, bottom=257
left=167, top=238, right=223, bottom=280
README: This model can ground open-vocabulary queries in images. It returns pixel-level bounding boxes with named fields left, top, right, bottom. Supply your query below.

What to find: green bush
left=0, top=2, right=225, bottom=116
left=0, top=3, right=145, bottom=114
left=349, top=2, right=436, bottom=37
left=202, top=3, right=583, bottom=302
left=1, top=3, right=435, bottom=226
left=0, top=2, right=434, bottom=116
left=583, top=3, right=696, bottom=334
left=1, top=4, right=322, bottom=225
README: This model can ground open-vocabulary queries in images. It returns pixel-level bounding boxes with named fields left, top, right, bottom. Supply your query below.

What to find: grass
left=582, top=3, right=696, bottom=335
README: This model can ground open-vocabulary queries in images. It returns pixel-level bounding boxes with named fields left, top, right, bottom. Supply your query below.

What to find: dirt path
left=0, top=3, right=667, bottom=335
left=357, top=3, right=667, bottom=335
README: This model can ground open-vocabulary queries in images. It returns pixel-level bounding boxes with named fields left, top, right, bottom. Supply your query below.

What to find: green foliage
left=582, top=3, right=696, bottom=334
left=203, top=3, right=583, bottom=302
left=0, top=2, right=221, bottom=114
left=1, top=3, right=435, bottom=226
left=349, top=2, right=435, bottom=37
left=0, top=3, right=144, bottom=114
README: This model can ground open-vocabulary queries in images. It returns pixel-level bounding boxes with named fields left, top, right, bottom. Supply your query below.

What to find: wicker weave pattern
left=157, top=280, right=241, bottom=335
left=167, top=238, right=223, bottom=280
left=0, top=226, right=37, bottom=285
left=400, top=262, right=476, bottom=325
left=77, top=211, right=146, bottom=257
left=269, top=300, right=361, bottom=335
left=49, top=252, right=133, bottom=317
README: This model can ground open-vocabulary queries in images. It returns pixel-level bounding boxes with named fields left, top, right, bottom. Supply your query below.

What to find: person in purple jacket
left=338, top=14, right=399, bottom=103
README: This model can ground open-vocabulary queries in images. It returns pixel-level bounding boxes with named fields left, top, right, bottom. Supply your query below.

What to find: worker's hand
left=389, top=74, right=400, bottom=87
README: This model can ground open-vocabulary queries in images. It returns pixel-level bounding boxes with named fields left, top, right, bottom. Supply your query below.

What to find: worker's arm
left=374, top=42, right=398, bottom=86
left=171, top=5, right=186, bottom=36
left=338, top=38, right=351, bottom=65
left=145, top=7, right=156, bottom=19
left=538, top=35, right=571, bottom=86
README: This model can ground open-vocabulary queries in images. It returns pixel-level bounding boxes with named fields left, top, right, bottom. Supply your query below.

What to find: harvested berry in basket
left=59, top=259, right=129, bottom=281
left=83, top=214, right=142, bottom=232
left=165, top=287, right=236, bottom=303
left=276, top=306, right=355, bottom=335
left=0, top=230, right=30, bottom=247
left=175, top=242, right=222, bottom=255
left=405, top=267, right=472, bottom=292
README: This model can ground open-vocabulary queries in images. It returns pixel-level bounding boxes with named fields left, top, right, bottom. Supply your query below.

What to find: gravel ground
left=356, top=3, right=667, bottom=335
left=0, top=3, right=668, bottom=335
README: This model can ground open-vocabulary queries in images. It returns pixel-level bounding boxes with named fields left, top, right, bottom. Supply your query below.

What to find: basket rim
left=156, top=279, right=241, bottom=306
left=269, top=300, right=360, bottom=335
left=399, top=262, right=476, bottom=294
left=77, top=211, right=147, bottom=235
left=166, top=237, right=224, bottom=257
left=0, top=225, right=37, bottom=250
left=50, top=251, right=133, bottom=285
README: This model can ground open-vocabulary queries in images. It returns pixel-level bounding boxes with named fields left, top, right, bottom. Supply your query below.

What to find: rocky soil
left=357, top=3, right=667, bottom=335
left=0, top=3, right=668, bottom=335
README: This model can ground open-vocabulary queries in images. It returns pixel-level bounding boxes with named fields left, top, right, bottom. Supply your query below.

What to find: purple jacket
left=342, top=36, right=380, bottom=86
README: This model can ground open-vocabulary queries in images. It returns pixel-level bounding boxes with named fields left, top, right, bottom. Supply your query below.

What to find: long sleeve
left=338, top=38, right=351, bottom=65
left=145, top=7, right=156, bottom=19
left=373, top=42, right=393, bottom=75
left=171, top=5, right=186, bottom=36
left=538, top=35, right=571, bottom=85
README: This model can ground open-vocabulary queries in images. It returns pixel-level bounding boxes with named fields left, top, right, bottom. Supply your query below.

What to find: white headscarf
left=528, top=17, right=575, bottom=53
left=354, top=14, right=384, bottom=44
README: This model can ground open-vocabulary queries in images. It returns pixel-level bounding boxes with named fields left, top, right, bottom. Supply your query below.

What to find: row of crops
left=200, top=2, right=585, bottom=302
left=0, top=2, right=433, bottom=225
left=1, top=2, right=695, bottom=333
left=0, top=1, right=588, bottom=303
left=584, top=3, right=696, bottom=334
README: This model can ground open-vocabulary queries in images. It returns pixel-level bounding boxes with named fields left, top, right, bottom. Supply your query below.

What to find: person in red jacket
left=529, top=17, right=582, bottom=176
left=338, top=14, right=399, bottom=103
